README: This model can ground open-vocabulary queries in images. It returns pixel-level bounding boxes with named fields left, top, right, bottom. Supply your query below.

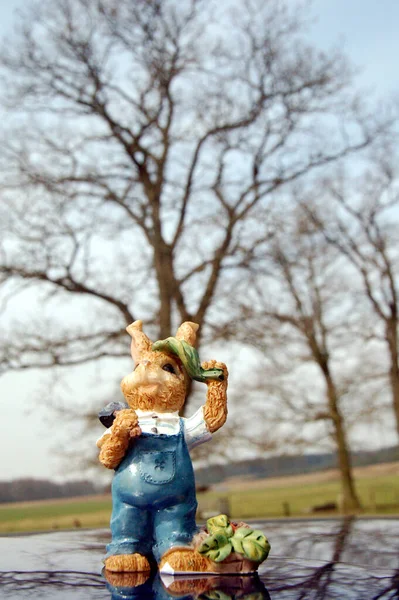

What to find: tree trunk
left=386, top=319, right=399, bottom=439
left=323, top=368, right=361, bottom=512
left=153, top=244, right=174, bottom=339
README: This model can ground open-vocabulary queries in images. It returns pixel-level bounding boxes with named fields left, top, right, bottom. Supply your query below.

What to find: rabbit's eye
left=162, top=363, right=176, bottom=375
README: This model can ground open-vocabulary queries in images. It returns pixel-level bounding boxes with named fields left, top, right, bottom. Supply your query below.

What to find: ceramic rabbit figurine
left=97, top=320, right=228, bottom=574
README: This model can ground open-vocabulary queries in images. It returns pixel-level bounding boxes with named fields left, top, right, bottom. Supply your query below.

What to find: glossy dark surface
left=1, top=518, right=399, bottom=599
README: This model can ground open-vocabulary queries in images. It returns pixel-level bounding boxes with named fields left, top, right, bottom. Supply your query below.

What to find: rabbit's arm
left=98, top=409, right=141, bottom=469
left=202, top=361, right=228, bottom=433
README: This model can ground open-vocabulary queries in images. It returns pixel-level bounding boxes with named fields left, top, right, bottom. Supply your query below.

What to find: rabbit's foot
left=104, top=553, right=150, bottom=573
left=159, top=548, right=212, bottom=574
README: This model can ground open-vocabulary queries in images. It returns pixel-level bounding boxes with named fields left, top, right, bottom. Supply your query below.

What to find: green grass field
left=197, top=474, right=399, bottom=519
left=0, top=471, right=398, bottom=534
left=0, top=497, right=112, bottom=533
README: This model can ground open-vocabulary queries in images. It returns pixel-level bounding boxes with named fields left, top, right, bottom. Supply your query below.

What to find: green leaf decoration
left=206, top=543, right=233, bottom=563
left=241, top=539, right=269, bottom=563
left=232, top=526, right=254, bottom=540
left=197, top=531, right=232, bottom=562
left=198, top=516, right=270, bottom=565
left=201, top=591, right=232, bottom=600
left=246, top=530, right=271, bottom=552
left=230, top=535, right=244, bottom=554
left=152, top=337, right=224, bottom=382
left=231, top=528, right=270, bottom=563
left=198, top=532, right=229, bottom=553
left=224, top=524, right=234, bottom=538
left=206, top=515, right=233, bottom=537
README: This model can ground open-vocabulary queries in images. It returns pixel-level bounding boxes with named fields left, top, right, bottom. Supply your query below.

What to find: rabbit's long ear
left=176, top=321, right=199, bottom=346
left=126, top=320, right=152, bottom=363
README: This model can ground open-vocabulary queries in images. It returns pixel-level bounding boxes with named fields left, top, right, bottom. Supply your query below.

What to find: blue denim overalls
left=106, top=418, right=198, bottom=563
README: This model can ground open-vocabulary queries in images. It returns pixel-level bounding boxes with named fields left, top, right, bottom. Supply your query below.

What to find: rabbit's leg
left=152, top=497, right=197, bottom=558
left=155, top=501, right=211, bottom=573
left=105, top=501, right=152, bottom=572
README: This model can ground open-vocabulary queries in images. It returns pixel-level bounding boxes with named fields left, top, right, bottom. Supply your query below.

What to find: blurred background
left=0, top=0, right=399, bottom=530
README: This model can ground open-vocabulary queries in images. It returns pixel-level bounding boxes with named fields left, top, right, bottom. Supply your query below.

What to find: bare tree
left=0, top=0, right=384, bottom=382
left=230, top=203, right=363, bottom=510
left=305, top=152, right=399, bottom=439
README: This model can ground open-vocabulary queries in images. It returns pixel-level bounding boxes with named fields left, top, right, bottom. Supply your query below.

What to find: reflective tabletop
left=1, top=518, right=398, bottom=599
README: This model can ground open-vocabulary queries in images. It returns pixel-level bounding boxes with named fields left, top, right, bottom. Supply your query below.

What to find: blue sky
left=0, top=0, right=398, bottom=480
left=310, top=0, right=399, bottom=97
left=1, top=0, right=399, bottom=99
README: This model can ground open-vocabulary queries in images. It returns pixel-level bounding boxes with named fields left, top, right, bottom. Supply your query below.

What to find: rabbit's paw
left=201, top=360, right=228, bottom=384
left=99, top=409, right=141, bottom=469
left=113, top=409, right=142, bottom=439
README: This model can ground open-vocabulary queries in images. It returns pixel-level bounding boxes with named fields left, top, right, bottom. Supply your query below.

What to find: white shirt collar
left=135, top=409, right=179, bottom=419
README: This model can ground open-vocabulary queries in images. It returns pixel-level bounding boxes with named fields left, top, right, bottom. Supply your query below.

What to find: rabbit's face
left=120, top=350, right=188, bottom=413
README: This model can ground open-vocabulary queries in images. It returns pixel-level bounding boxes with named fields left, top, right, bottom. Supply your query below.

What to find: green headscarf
left=152, top=337, right=224, bottom=383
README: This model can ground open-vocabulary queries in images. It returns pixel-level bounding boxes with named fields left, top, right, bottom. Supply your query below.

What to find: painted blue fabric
left=106, top=418, right=198, bottom=562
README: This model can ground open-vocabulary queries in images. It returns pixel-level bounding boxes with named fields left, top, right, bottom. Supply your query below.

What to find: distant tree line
left=195, top=445, right=399, bottom=487
left=0, top=478, right=100, bottom=504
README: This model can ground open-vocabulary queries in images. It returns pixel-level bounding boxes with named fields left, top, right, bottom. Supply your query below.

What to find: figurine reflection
left=104, top=570, right=271, bottom=600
